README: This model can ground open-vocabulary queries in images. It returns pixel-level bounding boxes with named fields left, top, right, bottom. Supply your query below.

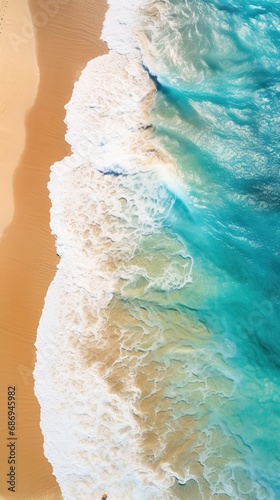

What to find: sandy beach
left=0, top=0, right=107, bottom=498
left=0, top=0, right=39, bottom=237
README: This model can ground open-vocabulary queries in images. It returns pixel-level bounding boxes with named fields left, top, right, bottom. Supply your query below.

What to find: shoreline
left=0, top=0, right=108, bottom=498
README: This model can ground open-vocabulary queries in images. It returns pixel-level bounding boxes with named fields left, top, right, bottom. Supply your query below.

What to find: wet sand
left=0, top=0, right=107, bottom=498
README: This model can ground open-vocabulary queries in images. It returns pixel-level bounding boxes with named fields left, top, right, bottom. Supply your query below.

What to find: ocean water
left=34, top=0, right=280, bottom=498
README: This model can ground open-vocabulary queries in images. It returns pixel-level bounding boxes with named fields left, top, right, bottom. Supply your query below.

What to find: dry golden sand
left=0, top=0, right=39, bottom=236
left=0, top=0, right=107, bottom=498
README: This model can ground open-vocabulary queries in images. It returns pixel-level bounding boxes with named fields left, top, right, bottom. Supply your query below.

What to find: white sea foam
left=34, top=0, right=187, bottom=497
left=34, top=0, right=270, bottom=498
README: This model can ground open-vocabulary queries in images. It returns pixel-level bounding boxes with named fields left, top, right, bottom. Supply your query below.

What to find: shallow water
left=35, top=0, right=280, bottom=498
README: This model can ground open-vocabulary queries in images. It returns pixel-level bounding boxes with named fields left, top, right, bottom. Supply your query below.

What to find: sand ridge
left=0, top=0, right=107, bottom=497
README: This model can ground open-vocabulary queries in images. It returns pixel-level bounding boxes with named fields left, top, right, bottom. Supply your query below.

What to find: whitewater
left=34, top=0, right=280, bottom=498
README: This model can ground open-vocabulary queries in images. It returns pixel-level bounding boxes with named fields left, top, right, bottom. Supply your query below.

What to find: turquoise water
left=36, top=0, right=280, bottom=497
left=144, top=0, right=280, bottom=495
